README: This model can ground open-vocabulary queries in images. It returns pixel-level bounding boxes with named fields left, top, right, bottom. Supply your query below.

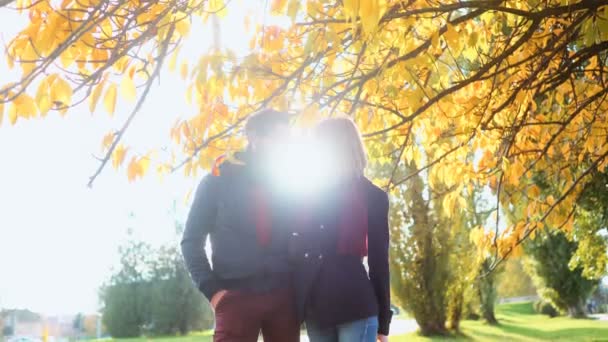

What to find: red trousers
left=213, top=287, right=300, bottom=342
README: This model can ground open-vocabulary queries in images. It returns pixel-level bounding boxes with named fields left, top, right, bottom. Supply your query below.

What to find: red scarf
left=252, top=185, right=272, bottom=247
left=336, top=181, right=369, bottom=257
left=252, top=180, right=369, bottom=256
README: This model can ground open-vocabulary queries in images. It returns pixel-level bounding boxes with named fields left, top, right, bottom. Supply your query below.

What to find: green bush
left=534, top=300, right=558, bottom=318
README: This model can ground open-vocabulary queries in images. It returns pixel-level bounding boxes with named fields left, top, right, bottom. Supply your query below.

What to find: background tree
left=389, top=161, right=451, bottom=336
left=463, top=186, right=501, bottom=326
left=570, top=170, right=608, bottom=279
left=476, top=258, right=499, bottom=325
left=100, top=225, right=213, bottom=338
left=496, top=258, right=537, bottom=298
left=501, top=168, right=606, bottom=318
left=524, top=230, right=598, bottom=318
left=445, top=187, right=485, bottom=330
left=146, top=224, right=213, bottom=335
left=384, top=150, right=503, bottom=333
left=100, top=234, right=153, bottom=338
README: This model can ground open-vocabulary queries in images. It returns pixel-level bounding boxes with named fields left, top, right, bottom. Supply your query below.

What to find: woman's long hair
left=314, top=116, right=367, bottom=179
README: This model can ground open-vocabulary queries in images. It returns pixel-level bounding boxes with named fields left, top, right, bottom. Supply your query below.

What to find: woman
left=290, top=117, right=391, bottom=342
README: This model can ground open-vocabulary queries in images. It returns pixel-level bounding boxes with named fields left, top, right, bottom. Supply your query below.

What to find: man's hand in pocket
left=210, top=290, right=228, bottom=310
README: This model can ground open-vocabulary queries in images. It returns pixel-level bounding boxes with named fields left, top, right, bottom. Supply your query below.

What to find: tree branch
left=87, top=24, right=176, bottom=188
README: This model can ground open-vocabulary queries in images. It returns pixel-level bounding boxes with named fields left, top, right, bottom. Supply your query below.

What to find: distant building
left=0, top=310, right=100, bottom=339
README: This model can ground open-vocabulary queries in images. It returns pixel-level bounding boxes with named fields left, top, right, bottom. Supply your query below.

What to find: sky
left=0, top=1, right=268, bottom=315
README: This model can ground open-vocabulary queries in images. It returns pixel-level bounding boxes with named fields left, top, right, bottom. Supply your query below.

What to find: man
left=181, top=109, right=300, bottom=342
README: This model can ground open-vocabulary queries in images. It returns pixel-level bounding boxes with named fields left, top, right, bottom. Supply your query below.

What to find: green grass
left=393, top=302, right=608, bottom=341
left=90, top=303, right=608, bottom=341
left=88, top=330, right=213, bottom=342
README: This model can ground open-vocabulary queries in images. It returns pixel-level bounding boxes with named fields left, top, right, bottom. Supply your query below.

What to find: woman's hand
left=377, top=334, right=389, bottom=342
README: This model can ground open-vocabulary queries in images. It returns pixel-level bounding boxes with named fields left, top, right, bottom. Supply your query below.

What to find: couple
left=181, top=109, right=391, bottom=342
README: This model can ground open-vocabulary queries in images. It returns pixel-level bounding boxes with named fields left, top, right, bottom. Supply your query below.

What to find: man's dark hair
left=245, top=108, right=292, bottom=138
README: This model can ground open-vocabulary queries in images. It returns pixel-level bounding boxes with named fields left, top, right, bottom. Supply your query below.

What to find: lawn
left=92, top=302, right=608, bottom=341
left=90, top=331, right=213, bottom=342
left=393, top=302, right=608, bottom=341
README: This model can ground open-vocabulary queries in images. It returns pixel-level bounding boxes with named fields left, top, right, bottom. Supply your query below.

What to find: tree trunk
left=567, top=301, right=587, bottom=318
left=478, top=259, right=499, bottom=325
left=418, top=319, right=449, bottom=336
left=447, top=290, right=464, bottom=331
left=481, top=304, right=498, bottom=325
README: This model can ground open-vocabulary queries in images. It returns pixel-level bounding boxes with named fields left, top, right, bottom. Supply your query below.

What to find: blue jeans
left=306, top=316, right=378, bottom=342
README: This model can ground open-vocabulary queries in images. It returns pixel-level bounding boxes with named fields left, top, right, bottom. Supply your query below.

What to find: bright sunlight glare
left=270, top=138, right=336, bottom=195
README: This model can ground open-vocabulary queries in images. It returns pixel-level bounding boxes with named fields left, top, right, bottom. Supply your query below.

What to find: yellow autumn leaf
left=89, top=80, right=105, bottom=113
left=208, top=0, right=227, bottom=18
left=168, top=46, right=180, bottom=72
left=16, top=93, right=37, bottom=118
left=185, top=84, right=193, bottom=104
left=6, top=54, right=14, bottom=69
left=59, top=50, right=76, bottom=68
left=175, top=19, right=191, bottom=37
left=444, top=24, right=459, bottom=46
left=359, top=0, right=379, bottom=35
left=50, top=77, right=73, bottom=108
left=101, top=132, right=114, bottom=151
left=127, top=157, right=139, bottom=182
left=127, top=156, right=151, bottom=181
left=37, top=95, right=52, bottom=116
left=139, top=156, right=151, bottom=175
left=35, top=75, right=51, bottom=107
left=546, top=195, right=555, bottom=206
left=469, top=226, right=484, bottom=245
left=180, top=62, right=189, bottom=80
left=8, top=103, right=17, bottom=124
left=35, top=74, right=56, bottom=117
left=114, top=57, right=129, bottom=74
left=443, top=192, right=457, bottom=218
left=184, top=161, right=192, bottom=177
left=528, top=184, right=541, bottom=198
left=104, top=84, right=118, bottom=115
left=120, top=76, right=136, bottom=102
left=270, top=0, right=287, bottom=14
left=287, top=0, right=300, bottom=21
left=112, top=145, right=127, bottom=169
left=343, top=0, right=360, bottom=18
